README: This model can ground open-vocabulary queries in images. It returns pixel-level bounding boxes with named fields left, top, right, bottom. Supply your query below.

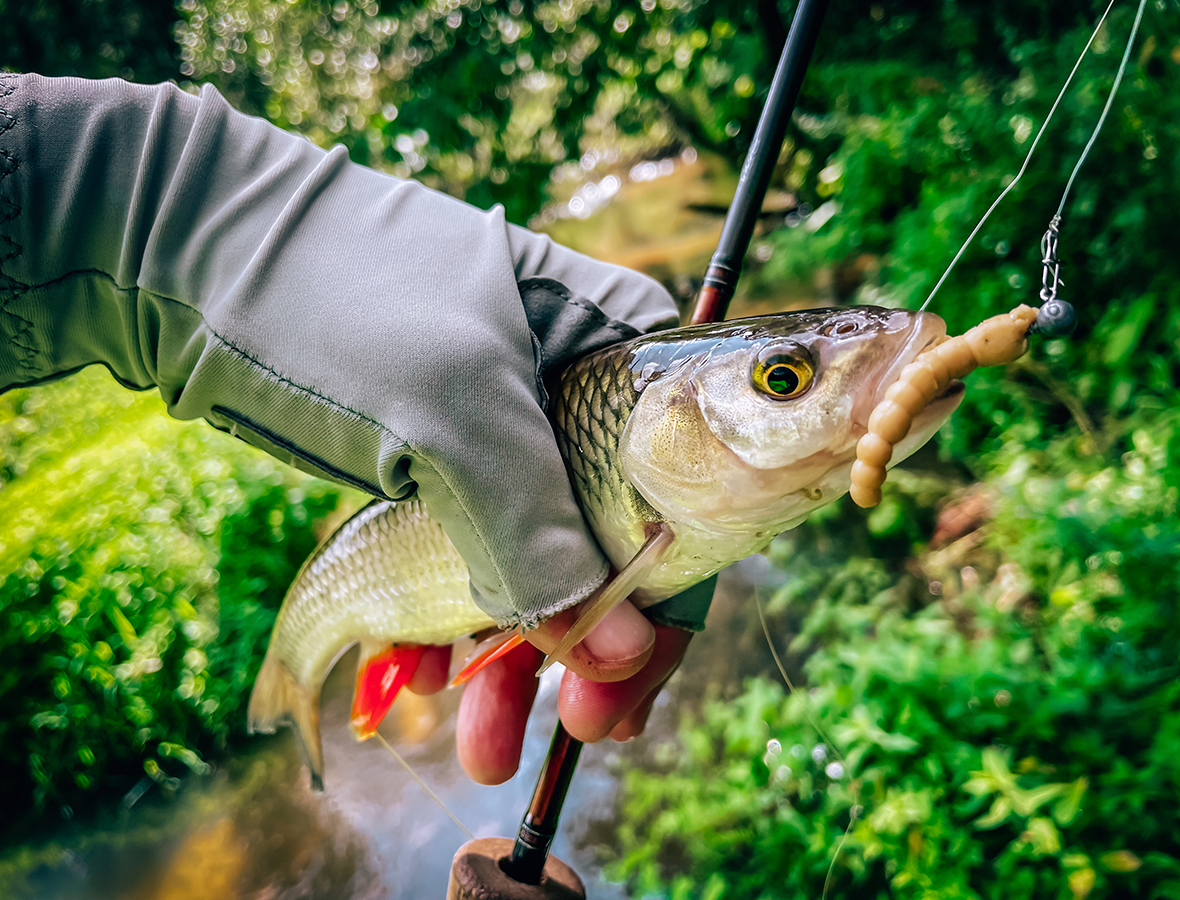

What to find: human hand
left=397, top=600, right=692, bottom=785
left=5, top=75, right=710, bottom=788
left=460, top=608, right=693, bottom=785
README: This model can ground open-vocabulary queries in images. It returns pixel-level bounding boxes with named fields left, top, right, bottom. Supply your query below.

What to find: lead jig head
left=1031, top=298, right=1077, bottom=337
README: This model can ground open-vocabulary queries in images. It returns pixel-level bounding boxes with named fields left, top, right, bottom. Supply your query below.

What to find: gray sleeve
left=0, top=73, right=703, bottom=631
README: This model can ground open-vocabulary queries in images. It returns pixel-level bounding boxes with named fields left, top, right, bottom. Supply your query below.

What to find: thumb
left=525, top=595, right=655, bottom=683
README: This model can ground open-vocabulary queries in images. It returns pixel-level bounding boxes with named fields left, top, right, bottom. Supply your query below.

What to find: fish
left=247, top=306, right=962, bottom=788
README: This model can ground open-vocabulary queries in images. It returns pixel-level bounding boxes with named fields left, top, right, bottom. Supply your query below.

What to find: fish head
left=620, top=307, right=961, bottom=534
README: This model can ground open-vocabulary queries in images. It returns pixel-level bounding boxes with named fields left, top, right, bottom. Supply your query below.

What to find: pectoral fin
left=450, top=629, right=526, bottom=686
left=350, top=640, right=426, bottom=741
left=536, top=524, right=675, bottom=676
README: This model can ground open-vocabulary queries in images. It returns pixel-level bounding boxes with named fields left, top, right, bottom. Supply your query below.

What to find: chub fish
left=248, top=307, right=962, bottom=787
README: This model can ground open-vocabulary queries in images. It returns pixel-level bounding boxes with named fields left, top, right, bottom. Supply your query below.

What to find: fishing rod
left=448, top=2, right=832, bottom=895
left=691, top=0, right=828, bottom=326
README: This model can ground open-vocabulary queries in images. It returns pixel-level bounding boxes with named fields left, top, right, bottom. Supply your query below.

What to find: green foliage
left=3, top=1, right=1179, bottom=885
left=0, top=0, right=179, bottom=83
left=171, top=0, right=789, bottom=223
left=756, top=1, right=1179, bottom=459
left=611, top=410, right=1180, bottom=899
left=0, top=369, right=352, bottom=832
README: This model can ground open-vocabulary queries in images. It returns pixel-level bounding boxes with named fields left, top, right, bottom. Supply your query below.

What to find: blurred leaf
left=1099, top=850, right=1142, bottom=873
left=0, top=367, right=353, bottom=831
left=1069, top=865, right=1097, bottom=899
left=1053, top=777, right=1088, bottom=826
left=1019, top=817, right=1062, bottom=856
left=976, top=797, right=1013, bottom=830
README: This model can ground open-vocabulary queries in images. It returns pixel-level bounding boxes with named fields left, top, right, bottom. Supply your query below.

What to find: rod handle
left=447, top=837, right=585, bottom=900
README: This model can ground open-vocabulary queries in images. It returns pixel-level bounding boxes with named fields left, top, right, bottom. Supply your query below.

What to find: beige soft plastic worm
left=849, top=304, right=1039, bottom=508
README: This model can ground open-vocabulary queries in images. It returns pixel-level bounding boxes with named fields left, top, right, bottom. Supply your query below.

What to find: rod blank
left=691, top=0, right=829, bottom=325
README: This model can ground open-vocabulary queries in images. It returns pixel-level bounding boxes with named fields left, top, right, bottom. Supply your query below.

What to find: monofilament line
left=374, top=731, right=475, bottom=840
left=1056, top=0, right=1147, bottom=218
left=755, top=592, right=858, bottom=900
left=919, top=0, right=1117, bottom=312
left=756, top=593, right=844, bottom=757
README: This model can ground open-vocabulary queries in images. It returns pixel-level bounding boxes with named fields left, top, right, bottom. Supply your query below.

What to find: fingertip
left=608, top=695, right=656, bottom=743
left=407, top=645, right=452, bottom=695
left=558, top=625, right=693, bottom=743
left=456, top=641, right=542, bottom=785
left=608, top=722, right=640, bottom=743
left=578, top=599, right=655, bottom=668
left=530, top=600, right=656, bottom=682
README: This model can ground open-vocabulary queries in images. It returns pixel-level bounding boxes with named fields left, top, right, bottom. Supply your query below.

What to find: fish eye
left=752, top=353, right=814, bottom=400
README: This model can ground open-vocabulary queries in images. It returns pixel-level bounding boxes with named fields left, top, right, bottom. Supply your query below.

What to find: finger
left=608, top=683, right=662, bottom=743
left=406, top=644, right=452, bottom=696
left=558, top=625, right=691, bottom=743
left=526, top=598, right=655, bottom=683
left=456, top=640, right=543, bottom=785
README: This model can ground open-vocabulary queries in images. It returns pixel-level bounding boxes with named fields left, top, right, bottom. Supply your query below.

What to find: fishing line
left=1056, top=0, right=1147, bottom=219
left=745, top=1, right=1142, bottom=896
left=822, top=811, right=861, bottom=900
left=374, top=731, right=475, bottom=840
left=919, top=0, right=1119, bottom=313
left=755, top=590, right=860, bottom=900
left=755, top=591, right=846, bottom=760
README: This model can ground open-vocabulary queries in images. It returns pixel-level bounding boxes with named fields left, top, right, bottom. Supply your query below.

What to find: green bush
left=610, top=411, right=1180, bottom=899
left=751, top=1, right=1180, bottom=462
left=0, top=368, right=354, bottom=830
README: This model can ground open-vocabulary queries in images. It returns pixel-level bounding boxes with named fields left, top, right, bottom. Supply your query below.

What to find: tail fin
left=248, top=652, right=326, bottom=791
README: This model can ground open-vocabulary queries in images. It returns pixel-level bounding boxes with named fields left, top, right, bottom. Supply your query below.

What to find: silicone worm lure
left=849, top=304, right=1039, bottom=508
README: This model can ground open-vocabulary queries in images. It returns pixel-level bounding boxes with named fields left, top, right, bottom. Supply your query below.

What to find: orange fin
left=450, top=630, right=526, bottom=687
left=350, top=643, right=426, bottom=741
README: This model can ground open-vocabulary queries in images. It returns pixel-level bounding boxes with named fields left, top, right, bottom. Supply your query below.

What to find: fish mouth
left=923, top=378, right=965, bottom=418
left=877, top=315, right=949, bottom=405
left=851, top=311, right=949, bottom=429
left=936, top=379, right=965, bottom=401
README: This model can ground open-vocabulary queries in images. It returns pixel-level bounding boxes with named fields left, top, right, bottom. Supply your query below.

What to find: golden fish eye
left=752, top=354, right=814, bottom=399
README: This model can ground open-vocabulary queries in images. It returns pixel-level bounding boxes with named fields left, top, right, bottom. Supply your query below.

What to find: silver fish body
left=249, top=307, right=959, bottom=783
left=266, top=498, right=494, bottom=692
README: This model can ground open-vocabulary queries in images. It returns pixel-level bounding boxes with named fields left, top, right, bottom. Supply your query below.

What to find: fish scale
left=268, top=498, right=495, bottom=691
left=553, top=345, right=647, bottom=544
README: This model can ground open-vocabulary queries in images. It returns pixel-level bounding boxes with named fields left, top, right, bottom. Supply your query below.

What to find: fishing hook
left=1031, top=215, right=1077, bottom=337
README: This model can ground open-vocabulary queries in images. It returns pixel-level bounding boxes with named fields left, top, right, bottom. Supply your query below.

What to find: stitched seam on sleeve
left=133, top=292, right=399, bottom=438
left=3, top=265, right=402, bottom=438
left=0, top=74, right=38, bottom=375
left=206, top=329, right=393, bottom=433
left=29, top=277, right=395, bottom=438
left=211, top=404, right=389, bottom=498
